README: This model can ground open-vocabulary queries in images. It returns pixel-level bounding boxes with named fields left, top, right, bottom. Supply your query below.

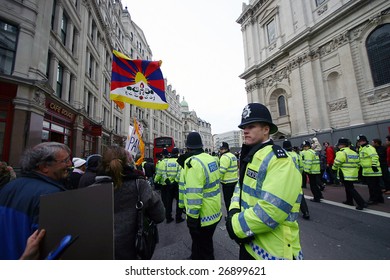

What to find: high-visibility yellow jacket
left=219, top=151, right=238, bottom=184
left=154, top=159, right=167, bottom=185
left=332, top=147, right=359, bottom=181
left=178, top=152, right=222, bottom=227
left=358, top=144, right=382, bottom=177
left=286, top=150, right=303, bottom=174
left=230, top=145, right=303, bottom=260
left=164, top=157, right=181, bottom=184
left=301, top=148, right=321, bottom=174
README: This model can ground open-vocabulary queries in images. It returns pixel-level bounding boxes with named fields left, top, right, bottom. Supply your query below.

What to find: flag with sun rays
left=110, top=50, right=168, bottom=110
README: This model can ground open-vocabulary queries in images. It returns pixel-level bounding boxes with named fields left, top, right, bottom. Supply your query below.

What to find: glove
left=372, top=166, right=379, bottom=172
left=225, top=209, right=254, bottom=245
left=186, top=216, right=201, bottom=229
left=165, top=178, right=171, bottom=185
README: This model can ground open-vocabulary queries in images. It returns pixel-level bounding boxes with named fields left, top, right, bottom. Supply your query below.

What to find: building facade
left=0, top=0, right=211, bottom=166
left=237, top=0, right=390, bottom=141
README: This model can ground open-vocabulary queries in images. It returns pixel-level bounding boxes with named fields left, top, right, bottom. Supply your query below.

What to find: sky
left=122, top=0, right=248, bottom=135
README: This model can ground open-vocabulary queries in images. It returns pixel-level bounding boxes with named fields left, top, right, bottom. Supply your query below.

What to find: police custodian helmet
left=186, top=131, right=203, bottom=149
left=238, top=103, right=278, bottom=134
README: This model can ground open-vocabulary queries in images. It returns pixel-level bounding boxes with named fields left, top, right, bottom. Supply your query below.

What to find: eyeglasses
left=53, top=156, right=71, bottom=164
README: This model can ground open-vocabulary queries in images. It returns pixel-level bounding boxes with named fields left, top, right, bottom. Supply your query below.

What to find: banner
left=110, top=50, right=169, bottom=110
left=125, top=119, right=145, bottom=165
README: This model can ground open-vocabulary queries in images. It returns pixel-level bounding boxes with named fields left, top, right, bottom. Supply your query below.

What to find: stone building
left=237, top=0, right=390, bottom=141
left=0, top=0, right=210, bottom=165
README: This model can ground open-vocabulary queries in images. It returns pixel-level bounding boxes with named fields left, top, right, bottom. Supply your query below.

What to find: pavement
left=302, top=182, right=390, bottom=215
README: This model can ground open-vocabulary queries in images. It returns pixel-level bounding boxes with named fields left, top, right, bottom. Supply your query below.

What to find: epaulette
left=186, top=158, right=193, bottom=168
left=273, top=145, right=288, bottom=158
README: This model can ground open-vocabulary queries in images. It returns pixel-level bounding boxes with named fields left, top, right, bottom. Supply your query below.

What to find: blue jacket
left=0, top=172, right=66, bottom=259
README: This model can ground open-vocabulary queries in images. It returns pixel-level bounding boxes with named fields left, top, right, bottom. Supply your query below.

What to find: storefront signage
left=48, top=102, right=74, bottom=120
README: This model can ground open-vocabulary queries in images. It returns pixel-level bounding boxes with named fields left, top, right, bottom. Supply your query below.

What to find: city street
left=152, top=184, right=390, bottom=260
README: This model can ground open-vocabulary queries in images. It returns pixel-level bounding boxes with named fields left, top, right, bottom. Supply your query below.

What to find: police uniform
left=332, top=138, right=366, bottom=210
left=178, top=132, right=222, bottom=259
left=301, top=141, right=323, bottom=202
left=283, top=140, right=310, bottom=219
left=226, top=103, right=303, bottom=260
left=219, top=142, right=239, bottom=213
left=357, top=135, right=384, bottom=204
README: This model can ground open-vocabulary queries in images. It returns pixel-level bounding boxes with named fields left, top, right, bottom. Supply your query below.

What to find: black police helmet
left=162, top=148, right=169, bottom=156
left=302, top=140, right=311, bottom=147
left=283, top=140, right=292, bottom=150
left=172, top=147, right=180, bottom=155
left=356, top=134, right=368, bottom=142
left=238, top=103, right=278, bottom=134
left=186, top=132, right=203, bottom=149
left=337, top=138, right=350, bottom=146
left=220, top=142, right=229, bottom=150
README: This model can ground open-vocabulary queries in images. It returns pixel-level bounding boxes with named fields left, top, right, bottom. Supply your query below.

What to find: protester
left=178, top=132, right=222, bottom=260
left=98, top=145, right=165, bottom=259
left=0, top=142, right=71, bottom=259
left=68, top=157, right=86, bottom=189
left=78, top=154, right=102, bottom=188
left=0, top=161, right=16, bottom=191
left=226, top=103, right=303, bottom=260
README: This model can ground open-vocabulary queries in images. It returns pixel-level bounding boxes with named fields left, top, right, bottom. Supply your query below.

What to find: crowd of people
left=1, top=102, right=389, bottom=261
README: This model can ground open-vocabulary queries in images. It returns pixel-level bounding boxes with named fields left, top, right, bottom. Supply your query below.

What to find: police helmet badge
left=242, top=105, right=251, bottom=119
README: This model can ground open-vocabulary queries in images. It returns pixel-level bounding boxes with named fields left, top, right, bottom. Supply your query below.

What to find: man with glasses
left=0, top=142, right=72, bottom=259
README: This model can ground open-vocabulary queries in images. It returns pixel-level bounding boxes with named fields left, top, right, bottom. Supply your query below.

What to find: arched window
left=278, top=95, right=286, bottom=116
left=366, top=24, right=390, bottom=87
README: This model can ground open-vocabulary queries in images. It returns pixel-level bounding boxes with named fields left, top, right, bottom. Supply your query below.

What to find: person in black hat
left=356, top=134, right=384, bottom=204
left=218, top=141, right=238, bottom=214
left=332, top=138, right=366, bottom=210
left=226, top=103, right=303, bottom=260
left=283, top=140, right=310, bottom=219
left=178, top=132, right=222, bottom=259
left=301, top=140, right=323, bottom=202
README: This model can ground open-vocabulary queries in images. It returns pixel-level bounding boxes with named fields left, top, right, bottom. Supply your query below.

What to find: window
left=266, top=19, right=276, bottom=44
left=278, top=95, right=286, bottom=116
left=51, top=0, right=57, bottom=30
left=0, top=20, right=18, bottom=75
left=56, top=64, right=64, bottom=98
left=61, top=13, right=68, bottom=45
left=366, top=24, right=390, bottom=87
left=316, top=0, right=326, bottom=7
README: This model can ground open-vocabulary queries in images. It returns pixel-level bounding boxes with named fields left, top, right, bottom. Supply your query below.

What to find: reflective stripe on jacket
left=332, top=147, right=359, bottom=181
left=302, top=149, right=321, bottom=174
left=179, top=152, right=222, bottom=227
left=219, top=152, right=238, bottom=184
left=358, top=145, right=382, bottom=177
left=230, top=145, right=303, bottom=260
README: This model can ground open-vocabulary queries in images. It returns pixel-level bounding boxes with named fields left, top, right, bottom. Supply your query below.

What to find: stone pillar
left=62, top=68, right=71, bottom=102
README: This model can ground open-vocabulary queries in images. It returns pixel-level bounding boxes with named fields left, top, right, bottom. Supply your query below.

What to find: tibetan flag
left=134, top=118, right=145, bottom=166
left=110, top=50, right=168, bottom=110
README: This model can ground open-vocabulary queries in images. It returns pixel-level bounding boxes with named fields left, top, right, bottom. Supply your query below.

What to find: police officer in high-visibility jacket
left=283, top=140, right=310, bottom=220
left=178, top=131, right=222, bottom=259
left=356, top=134, right=384, bottom=204
left=219, top=142, right=239, bottom=214
left=301, top=140, right=323, bottom=202
left=332, top=138, right=366, bottom=210
left=226, top=103, right=303, bottom=260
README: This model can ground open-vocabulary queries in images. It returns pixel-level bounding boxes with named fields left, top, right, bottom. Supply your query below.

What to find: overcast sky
left=122, top=0, right=248, bottom=135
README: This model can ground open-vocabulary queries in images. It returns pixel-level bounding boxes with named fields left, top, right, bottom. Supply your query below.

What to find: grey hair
left=20, top=142, right=71, bottom=173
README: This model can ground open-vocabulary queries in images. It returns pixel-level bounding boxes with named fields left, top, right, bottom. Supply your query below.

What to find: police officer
left=283, top=140, right=310, bottom=219
left=165, top=147, right=184, bottom=223
left=178, top=132, right=222, bottom=259
left=219, top=142, right=239, bottom=214
left=301, top=140, right=323, bottom=202
left=356, top=134, right=384, bottom=204
left=332, top=138, right=366, bottom=210
left=226, top=103, right=303, bottom=260
left=154, top=148, right=173, bottom=222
